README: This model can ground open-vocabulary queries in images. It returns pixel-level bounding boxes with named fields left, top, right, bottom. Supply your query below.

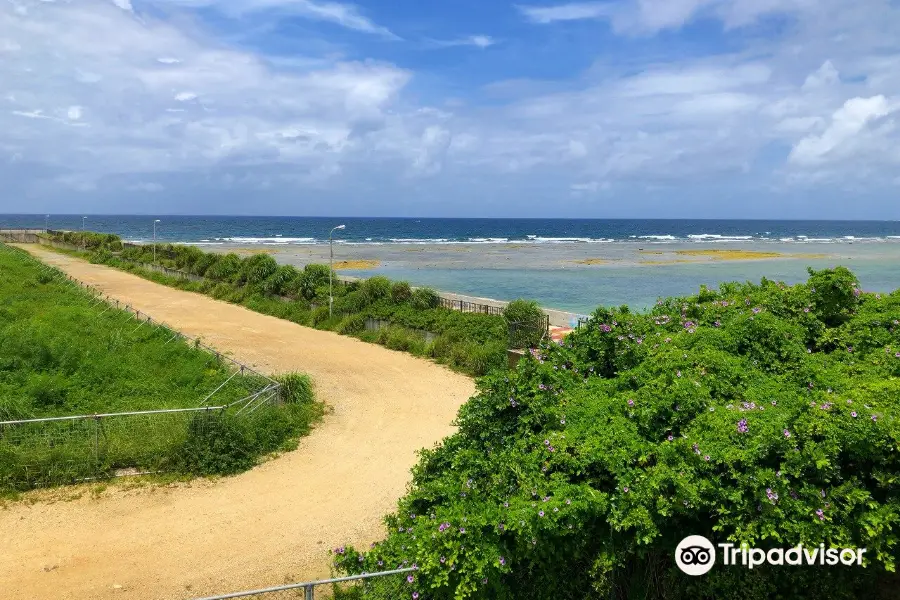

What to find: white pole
left=153, top=220, right=160, bottom=263
left=329, top=224, right=346, bottom=318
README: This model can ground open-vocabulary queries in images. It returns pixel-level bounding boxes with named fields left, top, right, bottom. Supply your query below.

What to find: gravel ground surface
left=0, top=245, right=475, bottom=600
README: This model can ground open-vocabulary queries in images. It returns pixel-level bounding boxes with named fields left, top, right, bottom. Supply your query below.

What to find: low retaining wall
left=0, top=230, right=41, bottom=243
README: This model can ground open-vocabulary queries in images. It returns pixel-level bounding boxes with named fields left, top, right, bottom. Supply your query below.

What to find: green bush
left=334, top=270, right=900, bottom=599
left=337, top=314, right=367, bottom=334
left=275, top=372, right=314, bottom=405
left=362, top=276, right=392, bottom=303
left=391, top=281, right=413, bottom=304
left=300, top=264, right=332, bottom=300
left=239, top=254, right=279, bottom=286
left=206, top=253, right=243, bottom=282
left=412, top=287, right=441, bottom=310
left=503, top=298, right=544, bottom=325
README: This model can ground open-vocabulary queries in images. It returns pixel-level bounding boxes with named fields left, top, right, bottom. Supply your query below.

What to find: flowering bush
left=335, top=268, right=900, bottom=599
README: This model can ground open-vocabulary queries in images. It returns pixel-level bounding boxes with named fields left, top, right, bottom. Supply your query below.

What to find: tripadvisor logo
left=675, top=536, right=867, bottom=576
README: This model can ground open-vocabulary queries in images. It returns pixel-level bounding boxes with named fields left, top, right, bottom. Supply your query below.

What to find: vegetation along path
left=0, top=245, right=476, bottom=600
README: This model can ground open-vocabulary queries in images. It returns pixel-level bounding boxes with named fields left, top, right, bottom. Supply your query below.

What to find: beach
left=205, top=240, right=900, bottom=314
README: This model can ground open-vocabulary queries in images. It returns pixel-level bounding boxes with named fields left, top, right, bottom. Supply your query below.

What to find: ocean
left=5, top=215, right=900, bottom=315
left=5, top=215, right=900, bottom=246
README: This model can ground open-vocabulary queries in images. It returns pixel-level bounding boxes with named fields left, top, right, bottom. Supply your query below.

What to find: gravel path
left=0, top=246, right=475, bottom=600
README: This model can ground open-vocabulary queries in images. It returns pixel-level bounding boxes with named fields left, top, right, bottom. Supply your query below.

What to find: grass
left=0, top=244, right=322, bottom=491
left=572, top=258, right=609, bottom=265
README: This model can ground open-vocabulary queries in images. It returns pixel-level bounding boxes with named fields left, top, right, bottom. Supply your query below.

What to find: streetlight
left=82, top=216, right=86, bottom=231
left=45, top=214, right=49, bottom=232
left=329, top=224, right=346, bottom=318
left=153, top=219, right=161, bottom=264
left=81, top=216, right=87, bottom=250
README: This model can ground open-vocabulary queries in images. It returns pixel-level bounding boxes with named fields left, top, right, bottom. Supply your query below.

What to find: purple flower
left=851, top=411, right=858, bottom=418
left=752, top=307, right=761, bottom=314
left=499, top=556, right=506, bottom=566
left=783, top=429, right=791, bottom=438
left=872, top=415, right=878, bottom=422
left=676, top=370, right=682, bottom=377
left=766, top=488, right=779, bottom=503
left=667, top=435, right=674, bottom=441
left=623, top=486, right=629, bottom=493
left=407, top=575, right=415, bottom=584
left=737, top=419, right=749, bottom=433
left=560, top=418, right=566, bottom=425
left=539, top=510, right=545, bottom=517
left=544, top=439, right=550, bottom=446
left=600, top=324, right=612, bottom=333
left=771, top=401, right=777, bottom=406
left=335, top=546, right=345, bottom=555
left=440, top=556, right=446, bottom=564
left=413, top=593, right=419, bottom=600
left=820, top=489, right=826, bottom=498
left=627, top=399, right=635, bottom=407
left=804, top=307, right=810, bottom=313
left=704, top=455, right=710, bottom=461
left=816, top=509, right=825, bottom=521
left=459, top=527, right=465, bottom=533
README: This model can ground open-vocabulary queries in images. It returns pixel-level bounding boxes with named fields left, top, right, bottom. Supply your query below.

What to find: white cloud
left=517, top=2, right=611, bottom=24
left=789, top=95, right=896, bottom=165
left=156, top=0, right=399, bottom=39
left=802, top=60, right=840, bottom=90
left=520, top=0, right=815, bottom=34
left=427, top=35, right=497, bottom=49
left=0, top=0, right=416, bottom=186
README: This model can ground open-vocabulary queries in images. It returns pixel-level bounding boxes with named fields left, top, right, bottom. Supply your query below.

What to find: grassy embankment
left=44, top=231, right=545, bottom=376
left=0, top=244, right=322, bottom=492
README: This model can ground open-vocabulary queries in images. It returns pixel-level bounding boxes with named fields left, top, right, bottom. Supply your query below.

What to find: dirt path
left=0, top=246, right=475, bottom=600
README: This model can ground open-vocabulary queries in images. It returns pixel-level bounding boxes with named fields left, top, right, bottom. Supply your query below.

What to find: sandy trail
left=0, top=246, right=475, bottom=600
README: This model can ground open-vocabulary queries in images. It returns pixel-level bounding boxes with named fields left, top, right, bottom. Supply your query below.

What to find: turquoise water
left=351, top=257, right=900, bottom=315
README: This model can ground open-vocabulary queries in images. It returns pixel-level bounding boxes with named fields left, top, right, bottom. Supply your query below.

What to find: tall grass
left=0, top=245, right=322, bottom=491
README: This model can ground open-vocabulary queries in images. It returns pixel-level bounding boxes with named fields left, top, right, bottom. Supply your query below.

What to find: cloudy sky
left=2, top=0, right=899, bottom=218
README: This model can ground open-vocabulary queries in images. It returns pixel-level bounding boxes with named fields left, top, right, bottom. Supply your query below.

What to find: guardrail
left=193, top=568, right=416, bottom=600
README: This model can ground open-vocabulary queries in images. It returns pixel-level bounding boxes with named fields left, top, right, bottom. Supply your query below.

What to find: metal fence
left=438, top=296, right=505, bottom=316
left=508, top=314, right=550, bottom=349
left=193, top=568, right=416, bottom=600
left=0, top=243, right=280, bottom=490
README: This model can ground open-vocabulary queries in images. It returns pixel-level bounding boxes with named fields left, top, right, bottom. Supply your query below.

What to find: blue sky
left=2, top=0, right=900, bottom=218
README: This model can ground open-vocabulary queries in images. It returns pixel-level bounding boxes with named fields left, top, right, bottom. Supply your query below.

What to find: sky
left=1, top=0, right=900, bottom=219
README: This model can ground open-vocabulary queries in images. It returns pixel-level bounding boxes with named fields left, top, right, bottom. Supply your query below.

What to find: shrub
left=275, top=372, right=314, bottom=404
left=335, top=269, right=900, bottom=600
left=337, top=314, right=367, bottom=335
left=391, top=281, right=413, bottom=304
left=239, top=254, right=279, bottom=286
left=300, top=264, right=332, bottom=300
left=362, top=276, right=392, bottom=303
left=411, top=287, right=441, bottom=310
left=174, top=411, right=256, bottom=475
left=503, top=298, right=544, bottom=325
left=205, top=253, right=243, bottom=282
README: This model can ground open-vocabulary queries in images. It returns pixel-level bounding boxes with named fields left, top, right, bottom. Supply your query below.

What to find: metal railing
left=508, top=314, right=550, bottom=349
left=439, top=296, right=505, bottom=316
left=193, top=568, right=416, bottom=600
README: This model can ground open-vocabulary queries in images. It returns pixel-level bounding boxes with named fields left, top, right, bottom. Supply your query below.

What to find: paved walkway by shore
left=0, top=245, right=475, bottom=600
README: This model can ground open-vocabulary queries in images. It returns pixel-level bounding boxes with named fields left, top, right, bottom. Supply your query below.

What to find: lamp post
left=81, top=216, right=87, bottom=250
left=329, top=224, right=346, bottom=318
left=153, top=219, right=161, bottom=264
left=82, top=216, right=86, bottom=231
left=45, top=214, right=49, bottom=232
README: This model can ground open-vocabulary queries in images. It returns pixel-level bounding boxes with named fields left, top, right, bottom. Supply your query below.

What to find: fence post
left=93, top=415, right=101, bottom=475
left=305, top=585, right=314, bottom=600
